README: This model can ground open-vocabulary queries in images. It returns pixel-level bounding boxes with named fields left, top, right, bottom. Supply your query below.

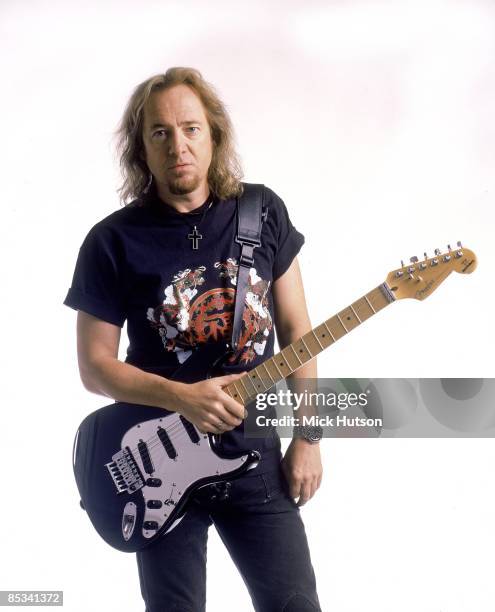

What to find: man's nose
left=167, top=130, right=187, bottom=156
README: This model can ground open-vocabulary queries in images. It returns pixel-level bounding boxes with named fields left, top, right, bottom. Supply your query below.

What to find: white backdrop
left=1, top=1, right=494, bottom=610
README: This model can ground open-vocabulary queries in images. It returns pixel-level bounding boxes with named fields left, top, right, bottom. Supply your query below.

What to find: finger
left=311, top=477, right=319, bottom=498
left=288, top=477, right=302, bottom=501
left=207, top=414, right=235, bottom=432
left=205, top=399, right=241, bottom=427
left=220, top=391, right=247, bottom=421
left=202, top=421, right=226, bottom=434
left=297, top=481, right=312, bottom=507
left=209, top=403, right=242, bottom=428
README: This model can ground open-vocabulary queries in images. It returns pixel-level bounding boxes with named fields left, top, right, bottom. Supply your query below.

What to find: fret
left=323, top=321, right=336, bottom=342
left=289, top=344, right=303, bottom=366
left=339, top=307, right=360, bottom=331
left=281, top=346, right=300, bottom=370
left=327, top=318, right=347, bottom=341
left=238, top=377, right=250, bottom=397
left=336, top=313, right=348, bottom=333
left=248, top=369, right=266, bottom=394
left=312, top=330, right=324, bottom=350
left=244, top=373, right=259, bottom=395
left=230, top=381, right=246, bottom=404
left=300, top=337, right=313, bottom=357
left=303, top=330, right=323, bottom=355
left=364, top=294, right=376, bottom=314
left=353, top=298, right=374, bottom=323
left=269, top=356, right=284, bottom=378
left=313, top=323, right=333, bottom=348
left=368, top=287, right=389, bottom=312
left=292, top=338, right=312, bottom=363
left=349, top=304, right=362, bottom=323
left=260, top=362, right=275, bottom=385
left=274, top=354, right=291, bottom=375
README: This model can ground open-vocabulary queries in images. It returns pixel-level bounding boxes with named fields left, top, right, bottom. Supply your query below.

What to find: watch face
left=302, top=425, right=323, bottom=443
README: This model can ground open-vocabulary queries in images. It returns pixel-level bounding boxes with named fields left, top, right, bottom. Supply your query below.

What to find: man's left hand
left=281, top=439, right=323, bottom=506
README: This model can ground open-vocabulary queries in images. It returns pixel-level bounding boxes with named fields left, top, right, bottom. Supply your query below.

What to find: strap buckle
left=238, top=242, right=256, bottom=267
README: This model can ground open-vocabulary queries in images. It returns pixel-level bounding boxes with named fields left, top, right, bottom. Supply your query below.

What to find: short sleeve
left=268, top=189, right=305, bottom=281
left=63, top=223, right=127, bottom=327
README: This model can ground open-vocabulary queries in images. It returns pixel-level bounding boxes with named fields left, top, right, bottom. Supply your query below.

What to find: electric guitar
left=73, top=244, right=477, bottom=552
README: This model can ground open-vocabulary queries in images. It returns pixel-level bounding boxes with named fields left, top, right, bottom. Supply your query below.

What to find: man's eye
left=186, top=126, right=199, bottom=133
left=152, top=130, right=166, bottom=139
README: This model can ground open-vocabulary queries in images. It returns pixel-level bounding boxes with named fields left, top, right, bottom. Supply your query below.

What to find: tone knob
left=143, top=521, right=159, bottom=530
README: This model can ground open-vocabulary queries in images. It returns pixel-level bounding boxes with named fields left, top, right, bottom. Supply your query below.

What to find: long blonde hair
left=116, top=67, right=243, bottom=204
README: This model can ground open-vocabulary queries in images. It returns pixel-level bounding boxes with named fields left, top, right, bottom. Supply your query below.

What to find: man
left=64, top=67, right=322, bottom=612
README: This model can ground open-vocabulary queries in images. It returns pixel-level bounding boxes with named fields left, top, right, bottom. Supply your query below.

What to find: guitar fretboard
left=224, top=283, right=395, bottom=406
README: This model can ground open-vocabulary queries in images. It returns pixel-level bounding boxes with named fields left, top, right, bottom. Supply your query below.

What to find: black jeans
left=136, top=465, right=321, bottom=612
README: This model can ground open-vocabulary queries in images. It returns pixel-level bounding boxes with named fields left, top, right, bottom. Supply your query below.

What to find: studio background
left=1, top=1, right=494, bottom=611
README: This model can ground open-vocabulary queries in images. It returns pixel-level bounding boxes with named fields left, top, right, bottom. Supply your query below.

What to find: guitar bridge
left=105, top=446, right=145, bottom=494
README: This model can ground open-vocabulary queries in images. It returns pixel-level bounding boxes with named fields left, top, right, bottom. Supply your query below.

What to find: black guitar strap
left=231, top=183, right=267, bottom=354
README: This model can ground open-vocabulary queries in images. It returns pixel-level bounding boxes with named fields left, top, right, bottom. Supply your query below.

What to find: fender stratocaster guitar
left=73, top=244, right=477, bottom=552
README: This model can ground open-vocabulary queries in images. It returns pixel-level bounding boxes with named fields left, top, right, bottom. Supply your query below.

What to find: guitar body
left=72, top=345, right=260, bottom=553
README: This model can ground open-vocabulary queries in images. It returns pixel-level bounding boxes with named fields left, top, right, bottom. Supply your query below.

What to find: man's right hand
left=172, top=373, right=248, bottom=434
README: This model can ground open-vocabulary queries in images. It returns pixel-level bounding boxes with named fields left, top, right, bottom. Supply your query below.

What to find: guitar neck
left=225, top=282, right=396, bottom=406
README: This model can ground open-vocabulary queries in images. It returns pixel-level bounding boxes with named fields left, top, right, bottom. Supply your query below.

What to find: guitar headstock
left=385, top=243, right=477, bottom=301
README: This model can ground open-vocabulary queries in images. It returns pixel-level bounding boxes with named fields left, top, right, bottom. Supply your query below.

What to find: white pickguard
left=120, top=413, right=252, bottom=539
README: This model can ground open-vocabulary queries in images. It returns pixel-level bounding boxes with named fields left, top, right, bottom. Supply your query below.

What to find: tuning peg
left=457, top=241, right=462, bottom=248
left=434, top=248, right=441, bottom=256
left=447, top=244, right=452, bottom=251
left=410, top=256, right=418, bottom=264
left=424, top=252, right=428, bottom=259
left=400, top=260, right=404, bottom=268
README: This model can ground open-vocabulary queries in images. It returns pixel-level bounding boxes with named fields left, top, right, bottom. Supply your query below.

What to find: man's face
left=142, top=84, right=213, bottom=198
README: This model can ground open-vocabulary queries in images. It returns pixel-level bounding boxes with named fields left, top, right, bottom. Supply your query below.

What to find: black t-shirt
left=64, top=182, right=304, bottom=462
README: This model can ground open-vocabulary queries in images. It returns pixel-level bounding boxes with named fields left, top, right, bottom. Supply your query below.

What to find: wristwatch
left=293, top=424, right=323, bottom=444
